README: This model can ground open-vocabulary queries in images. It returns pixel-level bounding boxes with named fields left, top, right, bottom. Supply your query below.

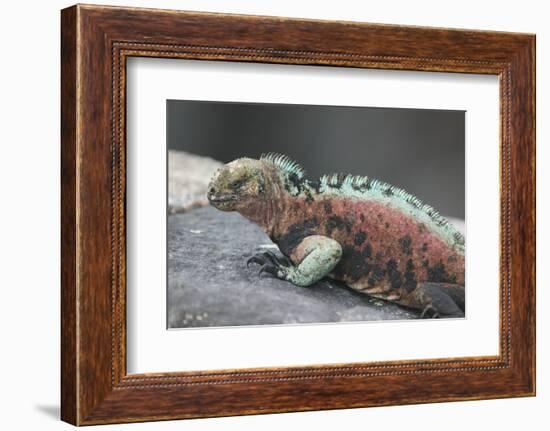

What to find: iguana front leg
left=247, top=235, right=342, bottom=287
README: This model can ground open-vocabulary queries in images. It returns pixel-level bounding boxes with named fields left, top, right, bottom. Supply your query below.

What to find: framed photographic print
left=61, top=4, right=535, bottom=425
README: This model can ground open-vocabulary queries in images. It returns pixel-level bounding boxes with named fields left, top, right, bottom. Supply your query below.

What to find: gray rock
left=168, top=150, right=222, bottom=214
left=168, top=206, right=422, bottom=329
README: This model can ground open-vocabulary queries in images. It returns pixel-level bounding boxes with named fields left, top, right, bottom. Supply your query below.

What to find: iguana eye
left=230, top=178, right=247, bottom=189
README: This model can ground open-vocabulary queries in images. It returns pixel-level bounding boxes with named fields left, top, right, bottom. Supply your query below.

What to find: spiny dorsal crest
left=320, top=173, right=464, bottom=245
left=260, top=153, right=306, bottom=180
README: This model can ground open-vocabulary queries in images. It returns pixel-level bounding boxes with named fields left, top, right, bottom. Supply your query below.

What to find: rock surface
left=168, top=206, right=424, bottom=329
left=168, top=150, right=222, bottom=214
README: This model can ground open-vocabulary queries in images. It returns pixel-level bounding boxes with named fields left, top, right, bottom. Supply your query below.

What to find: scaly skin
left=207, top=153, right=465, bottom=318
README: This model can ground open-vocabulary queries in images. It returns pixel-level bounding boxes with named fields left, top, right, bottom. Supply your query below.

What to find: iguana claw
left=246, top=251, right=290, bottom=279
left=247, top=251, right=291, bottom=267
left=420, top=305, right=440, bottom=319
left=246, top=255, right=265, bottom=267
left=259, top=263, right=280, bottom=277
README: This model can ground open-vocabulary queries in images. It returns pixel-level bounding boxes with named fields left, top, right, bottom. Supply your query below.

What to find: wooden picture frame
left=61, top=4, right=535, bottom=425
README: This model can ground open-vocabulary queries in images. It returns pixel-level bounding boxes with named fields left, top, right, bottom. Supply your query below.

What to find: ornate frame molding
left=61, top=5, right=535, bottom=425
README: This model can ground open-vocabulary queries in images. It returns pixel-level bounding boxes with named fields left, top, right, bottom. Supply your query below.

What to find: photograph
left=167, top=99, right=466, bottom=329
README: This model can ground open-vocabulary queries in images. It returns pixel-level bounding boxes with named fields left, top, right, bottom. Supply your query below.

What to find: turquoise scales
left=207, top=153, right=465, bottom=318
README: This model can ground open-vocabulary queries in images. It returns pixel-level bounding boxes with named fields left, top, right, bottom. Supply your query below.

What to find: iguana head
left=207, top=158, right=267, bottom=211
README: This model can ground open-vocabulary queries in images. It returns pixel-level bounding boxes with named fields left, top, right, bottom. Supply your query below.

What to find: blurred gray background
left=167, top=100, right=464, bottom=218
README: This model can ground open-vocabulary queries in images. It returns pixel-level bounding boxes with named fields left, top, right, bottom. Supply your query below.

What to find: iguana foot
left=246, top=251, right=291, bottom=279
left=420, top=304, right=440, bottom=319
left=406, top=282, right=465, bottom=319
left=246, top=236, right=342, bottom=287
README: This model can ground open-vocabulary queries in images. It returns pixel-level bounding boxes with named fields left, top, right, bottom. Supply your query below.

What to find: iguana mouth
left=207, top=194, right=237, bottom=204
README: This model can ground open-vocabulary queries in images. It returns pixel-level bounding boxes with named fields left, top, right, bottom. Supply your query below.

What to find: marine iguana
left=207, top=153, right=465, bottom=318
